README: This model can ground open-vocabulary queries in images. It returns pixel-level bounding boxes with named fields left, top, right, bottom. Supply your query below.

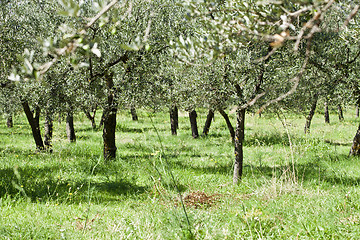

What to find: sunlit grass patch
left=1, top=109, right=360, bottom=238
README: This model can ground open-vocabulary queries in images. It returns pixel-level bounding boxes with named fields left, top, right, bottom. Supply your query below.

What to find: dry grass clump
left=182, top=191, right=220, bottom=209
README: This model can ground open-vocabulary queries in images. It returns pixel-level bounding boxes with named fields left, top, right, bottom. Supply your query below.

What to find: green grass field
left=1, top=107, right=360, bottom=239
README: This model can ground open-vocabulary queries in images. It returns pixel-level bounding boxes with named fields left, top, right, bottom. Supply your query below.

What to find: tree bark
left=99, top=111, right=105, bottom=130
left=44, top=113, right=53, bottom=151
left=188, top=110, right=199, bottom=139
left=170, top=105, right=178, bottom=135
left=338, top=104, right=344, bottom=121
left=202, top=109, right=214, bottom=136
left=304, top=94, right=318, bottom=134
left=66, top=111, right=76, bottom=143
left=130, top=106, right=138, bottom=121
left=21, top=100, right=44, bottom=151
left=103, top=72, right=117, bottom=160
left=350, top=123, right=360, bottom=156
left=84, top=110, right=97, bottom=130
left=233, top=108, right=245, bottom=184
left=175, top=105, right=179, bottom=129
left=7, top=115, right=13, bottom=128
left=324, top=101, right=330, bottom=123
left=218, top=108, right=235, bottom=141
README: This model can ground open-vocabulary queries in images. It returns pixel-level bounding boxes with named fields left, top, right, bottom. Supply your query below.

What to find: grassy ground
left=1, top=107, right=360, bottom=239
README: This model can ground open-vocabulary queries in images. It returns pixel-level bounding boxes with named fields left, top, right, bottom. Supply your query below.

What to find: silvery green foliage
left=170, top=0, right=338, bottom=64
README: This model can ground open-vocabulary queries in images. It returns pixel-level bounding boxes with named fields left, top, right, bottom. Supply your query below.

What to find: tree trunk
left=7, top=115, right=13, bottom=128
left=170, top=105, right=178, bottom=135
left=103, top=72, right=117, bottom=160
left=130, top=106, right=138, bottom=121
left=44, top=113, right=53, bottom=151
left=338, top=104, right=344, bottom=121
left=304, top=94, right=318, bottom=134
left=66, top=111, right=76, bottom=143
left=84, top=110, right=97, bottom=130
left=99, top=111, right=105, bottom=130
left=233, top=108, right=246, bottom=184
left=324, top=101, right=330, bottom=123
left=21, top=100, right=44, bottom=151
left=218, top=108, right=235, bottom=141
left=188, top=110, right=199, bottom=139
left=349, top=123, right=360, bottom=156
left=202, top=109, right=214, bottom=136
left=175, top=105, right=179, bottom=129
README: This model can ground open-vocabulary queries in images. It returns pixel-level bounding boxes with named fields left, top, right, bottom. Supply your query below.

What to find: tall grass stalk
left=148, top=113, right=193, bottom=238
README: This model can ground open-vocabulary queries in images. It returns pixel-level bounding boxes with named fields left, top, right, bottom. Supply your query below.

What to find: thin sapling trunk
left=202, top=109, right=214, bottom=136
left=233, top=108, right=245, bottom=184
left=218, top=108, right=235, bottom=141
left=170, top=105, right=178, bottom=135
left=304, top=94, right=318, bottom=134
left=44, top=113, right=53, bottom=151
left=324, top=101, right=330, bottom=123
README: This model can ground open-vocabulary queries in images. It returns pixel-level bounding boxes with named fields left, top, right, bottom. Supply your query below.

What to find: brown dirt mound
left=182, top=191, right=220, bottom=209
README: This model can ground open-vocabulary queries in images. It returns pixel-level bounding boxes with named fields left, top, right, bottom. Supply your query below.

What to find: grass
left=1, top=107, right=360, bottom=239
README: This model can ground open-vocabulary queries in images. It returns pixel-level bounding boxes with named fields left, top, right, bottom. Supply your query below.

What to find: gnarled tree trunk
left=304, top=94, right=318, bottom=134
left=66, top=111, right=76, bottom=143
left=218, top=108, right=235, bottom=141
left=233, top=108, right=245, bottom=184
left=170, top=105, right=178, bottom=135
left=202, top=109, right=214, bottom=136
left=188, top=109, right=199, bottom=139
left=21, top=100, right=44, bottom=151
left=44, top=113, right=53, bottom=151
left=103, top=72, right=118, bottom=160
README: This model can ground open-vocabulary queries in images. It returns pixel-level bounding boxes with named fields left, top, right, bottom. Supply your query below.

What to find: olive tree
left=172, top=0, right=352, bottom=183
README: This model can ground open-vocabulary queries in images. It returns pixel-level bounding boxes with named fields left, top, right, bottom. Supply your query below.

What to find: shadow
left=0, top=162, right=147, bottom=203
left=0, top=130, right=32, bottom=136
left=76, top=135, right=92, bottom=140
left=245, top=132, right=292, bottom=146
left=76, top=127, right=99, bottom=132
left=324, top=139, right=352, bottom=146
left=116, top=125, right=154, bottom=133
left=205, top=132, right=229, bottom=138
left=242, top=160, right=360, bottom=187
left=161, top=154, right=360, bottom=187
left=163, top=158, right=233, bottom=175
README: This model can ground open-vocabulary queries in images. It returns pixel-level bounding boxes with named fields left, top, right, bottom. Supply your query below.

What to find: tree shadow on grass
left=205, top=132, right=230, bottom=138
left=0, top=131, right=32, bottom=136
left=166, top=154, right=360, bottom=187
left=169, top=159, right=233, bottom=176
left=244, top=132, right=295, bottom=147
left=246, top=159, right=360, bottom=187
left=75, top=126, right=99, bottom=132
left=0, top=163, right=148, bottom=203
left=116, top=125, right=154, bottom=133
